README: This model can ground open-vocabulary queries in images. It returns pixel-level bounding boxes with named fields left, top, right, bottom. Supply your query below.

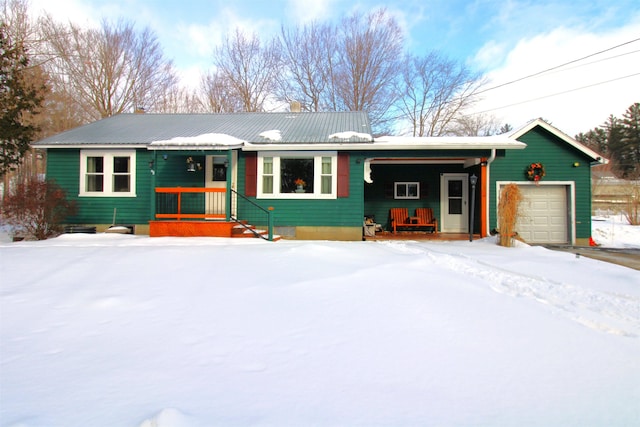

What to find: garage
left=513, top=184, right=570, bottom=244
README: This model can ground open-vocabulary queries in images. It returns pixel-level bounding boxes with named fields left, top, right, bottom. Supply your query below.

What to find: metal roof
left=33, top=112, right=373, bottom=147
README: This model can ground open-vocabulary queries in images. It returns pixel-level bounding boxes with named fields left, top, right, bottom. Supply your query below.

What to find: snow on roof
left=329, top=131, right=373, bottom=140
left=374, top=135, right=526, bottom=150
left=259, top=130, right=282, bottom=141
left=148, top=133, right=245, bottom=150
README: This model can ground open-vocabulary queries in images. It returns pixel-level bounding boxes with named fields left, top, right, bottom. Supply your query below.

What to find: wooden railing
left=155, top=187, right=227, bottom=220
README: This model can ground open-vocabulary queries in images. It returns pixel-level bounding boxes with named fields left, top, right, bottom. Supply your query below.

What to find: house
left=33, top=113, right=604, bottom=244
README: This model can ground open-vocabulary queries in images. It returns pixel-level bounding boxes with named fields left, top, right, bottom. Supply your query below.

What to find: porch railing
left=154, top=187, right=275, bottom=241
left=155, top=187, right=226, bottom=220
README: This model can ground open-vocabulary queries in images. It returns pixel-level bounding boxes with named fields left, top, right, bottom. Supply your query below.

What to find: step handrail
left=231, top=189, right=275, bottom=241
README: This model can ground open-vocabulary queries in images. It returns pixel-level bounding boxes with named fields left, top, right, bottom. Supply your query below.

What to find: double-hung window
left=257, top=152, right=337, bottom=199
left=80, top=150, right=136, bottom=197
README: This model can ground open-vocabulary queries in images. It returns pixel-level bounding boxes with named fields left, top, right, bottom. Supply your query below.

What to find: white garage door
left=515, top=185, right=569, bottom=244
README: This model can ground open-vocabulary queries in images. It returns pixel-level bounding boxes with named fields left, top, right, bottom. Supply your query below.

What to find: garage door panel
left=534, top=231, right=552, bottom=240
left=511, top=185, right=569, bottom=244
left=532, top=216, right=549, bottom=226
left=550, top=216, right=565, bottom=226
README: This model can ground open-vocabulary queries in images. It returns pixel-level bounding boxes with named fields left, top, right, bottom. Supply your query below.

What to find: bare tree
left=333, top=8, right=404, bottom=133
left=2, top=0, right=33, bottom=49
left=451, top=114, right=502, bottom=136
left=213, top=29, right=281, bottom=112
left=40, top=17, right=178, bottom=121
left=152, top=85, right=202, bottom=113
left=277, top=22, right=337, bottom=112
left=198, top=69, right=244, bottom=113
left=398, top=52, right=484, bottom=136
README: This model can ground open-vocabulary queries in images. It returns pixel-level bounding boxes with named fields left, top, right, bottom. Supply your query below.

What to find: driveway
left=546, top=246, right=640, bottom=271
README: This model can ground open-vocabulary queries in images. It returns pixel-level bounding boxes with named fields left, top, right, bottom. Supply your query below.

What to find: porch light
left=186, top=157, right=196, bottom=172
left=469, top=174, right=478, bottom=242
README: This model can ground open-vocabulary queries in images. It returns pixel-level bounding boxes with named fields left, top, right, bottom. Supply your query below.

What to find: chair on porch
left=415, top=207, right=438, bottom=234
left=390, top=207, right=423, bottom=233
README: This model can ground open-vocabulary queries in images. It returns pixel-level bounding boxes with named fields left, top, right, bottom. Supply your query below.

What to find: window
left=257, top=152, right=337, bottom=198
left=395, top=182, right=420, bottom=199
left=80, top=150, right=136, bottom=197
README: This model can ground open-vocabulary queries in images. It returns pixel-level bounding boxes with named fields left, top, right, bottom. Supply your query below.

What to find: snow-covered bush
left=1, top=177, right=76, bottom=240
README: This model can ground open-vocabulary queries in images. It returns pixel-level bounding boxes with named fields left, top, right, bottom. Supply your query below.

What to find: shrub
left=497, top=183, right=522, bottom=247
left=1, top=177, right=76, bottom=240
left=623, top=181, right=640, bottom=226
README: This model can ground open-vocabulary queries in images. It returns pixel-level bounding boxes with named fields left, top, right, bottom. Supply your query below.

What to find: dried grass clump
left=498, top=183, right=522, bottom=247
left=623, top=182, right=640, bottom=226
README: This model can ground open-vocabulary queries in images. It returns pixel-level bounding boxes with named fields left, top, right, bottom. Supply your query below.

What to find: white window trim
left=257, top=151, right=337, bottom=199
left=79, top=150, right=137, bottom=197
left=395, top=181, right=420, bottom=199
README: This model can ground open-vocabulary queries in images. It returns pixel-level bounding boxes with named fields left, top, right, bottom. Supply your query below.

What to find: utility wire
left=529, top=49, right=640, bottom=78
left=474, top=37, right=640, bottom=97
left=472, top=72, right=640, bottom=115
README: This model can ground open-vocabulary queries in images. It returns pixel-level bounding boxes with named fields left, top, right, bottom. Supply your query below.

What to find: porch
left=362, top=157, right=487, bottom=238
left=149, top=187, right=277, bottom=240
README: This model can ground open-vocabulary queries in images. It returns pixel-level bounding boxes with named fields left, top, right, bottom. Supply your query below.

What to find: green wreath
left=526, top=162, right=545, bottom=182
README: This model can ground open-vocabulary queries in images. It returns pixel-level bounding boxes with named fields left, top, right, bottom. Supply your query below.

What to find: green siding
left=489, top=127, right=594, bottom=239
left=46, top=148, right=152, bottom=225
left=154, top=152, right=206, bottom=188
left=236, top=149, right=489, bottom=232
left=237, top=152, right=364, bottom=228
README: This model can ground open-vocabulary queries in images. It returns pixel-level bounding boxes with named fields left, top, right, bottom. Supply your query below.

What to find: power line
left=535, top=49, right=640, bottom=77
left=471, top=72, right=640, bottom=115
left=474, top=37, right=640, bottom=97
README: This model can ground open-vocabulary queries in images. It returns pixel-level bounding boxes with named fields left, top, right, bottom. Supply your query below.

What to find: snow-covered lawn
left=1, top=218, right=639, bottom=427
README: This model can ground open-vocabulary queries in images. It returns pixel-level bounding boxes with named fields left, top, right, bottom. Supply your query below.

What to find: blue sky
left=30, top=0, right=640, bottom=135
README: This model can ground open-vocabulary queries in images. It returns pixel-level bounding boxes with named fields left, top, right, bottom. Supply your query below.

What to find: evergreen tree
left=575, top=104, right=640, bottom=178
left=576, top=127, right=608, bottom=155
left=0, top=22, right=44, bottom=176
left=602, top=115, right=625, bottom=173
left=499, top=123, right=513, bottom=134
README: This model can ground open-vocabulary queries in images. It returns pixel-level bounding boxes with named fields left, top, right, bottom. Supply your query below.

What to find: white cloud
left=285, top=0, right=338, bottom=23
left=469, top=18, right=640, bottom=135
left=30, top=0, right=101, bottom=27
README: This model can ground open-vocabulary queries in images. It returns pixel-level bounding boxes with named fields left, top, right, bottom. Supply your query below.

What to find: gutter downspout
left=484, top=149, right=497, bottom=237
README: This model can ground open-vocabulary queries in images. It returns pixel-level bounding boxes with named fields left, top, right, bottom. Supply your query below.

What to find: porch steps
left=232, top=222, right=281, bottom=241
left=149, top=220, right=279, bottom=241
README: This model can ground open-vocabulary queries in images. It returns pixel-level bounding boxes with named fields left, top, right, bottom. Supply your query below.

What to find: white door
left=205, top=155, right=227, bottom=216
left=440, top=174, right=469, bottom=233
left=515, top=185, right=569, bottom=244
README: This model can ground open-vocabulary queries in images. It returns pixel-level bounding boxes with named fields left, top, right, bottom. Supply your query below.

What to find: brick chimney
left=290, top=101, right=301, bottom=113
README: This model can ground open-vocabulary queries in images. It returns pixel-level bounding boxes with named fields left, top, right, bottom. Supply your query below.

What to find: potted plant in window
left=295, top=178, right=306, bottom=193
